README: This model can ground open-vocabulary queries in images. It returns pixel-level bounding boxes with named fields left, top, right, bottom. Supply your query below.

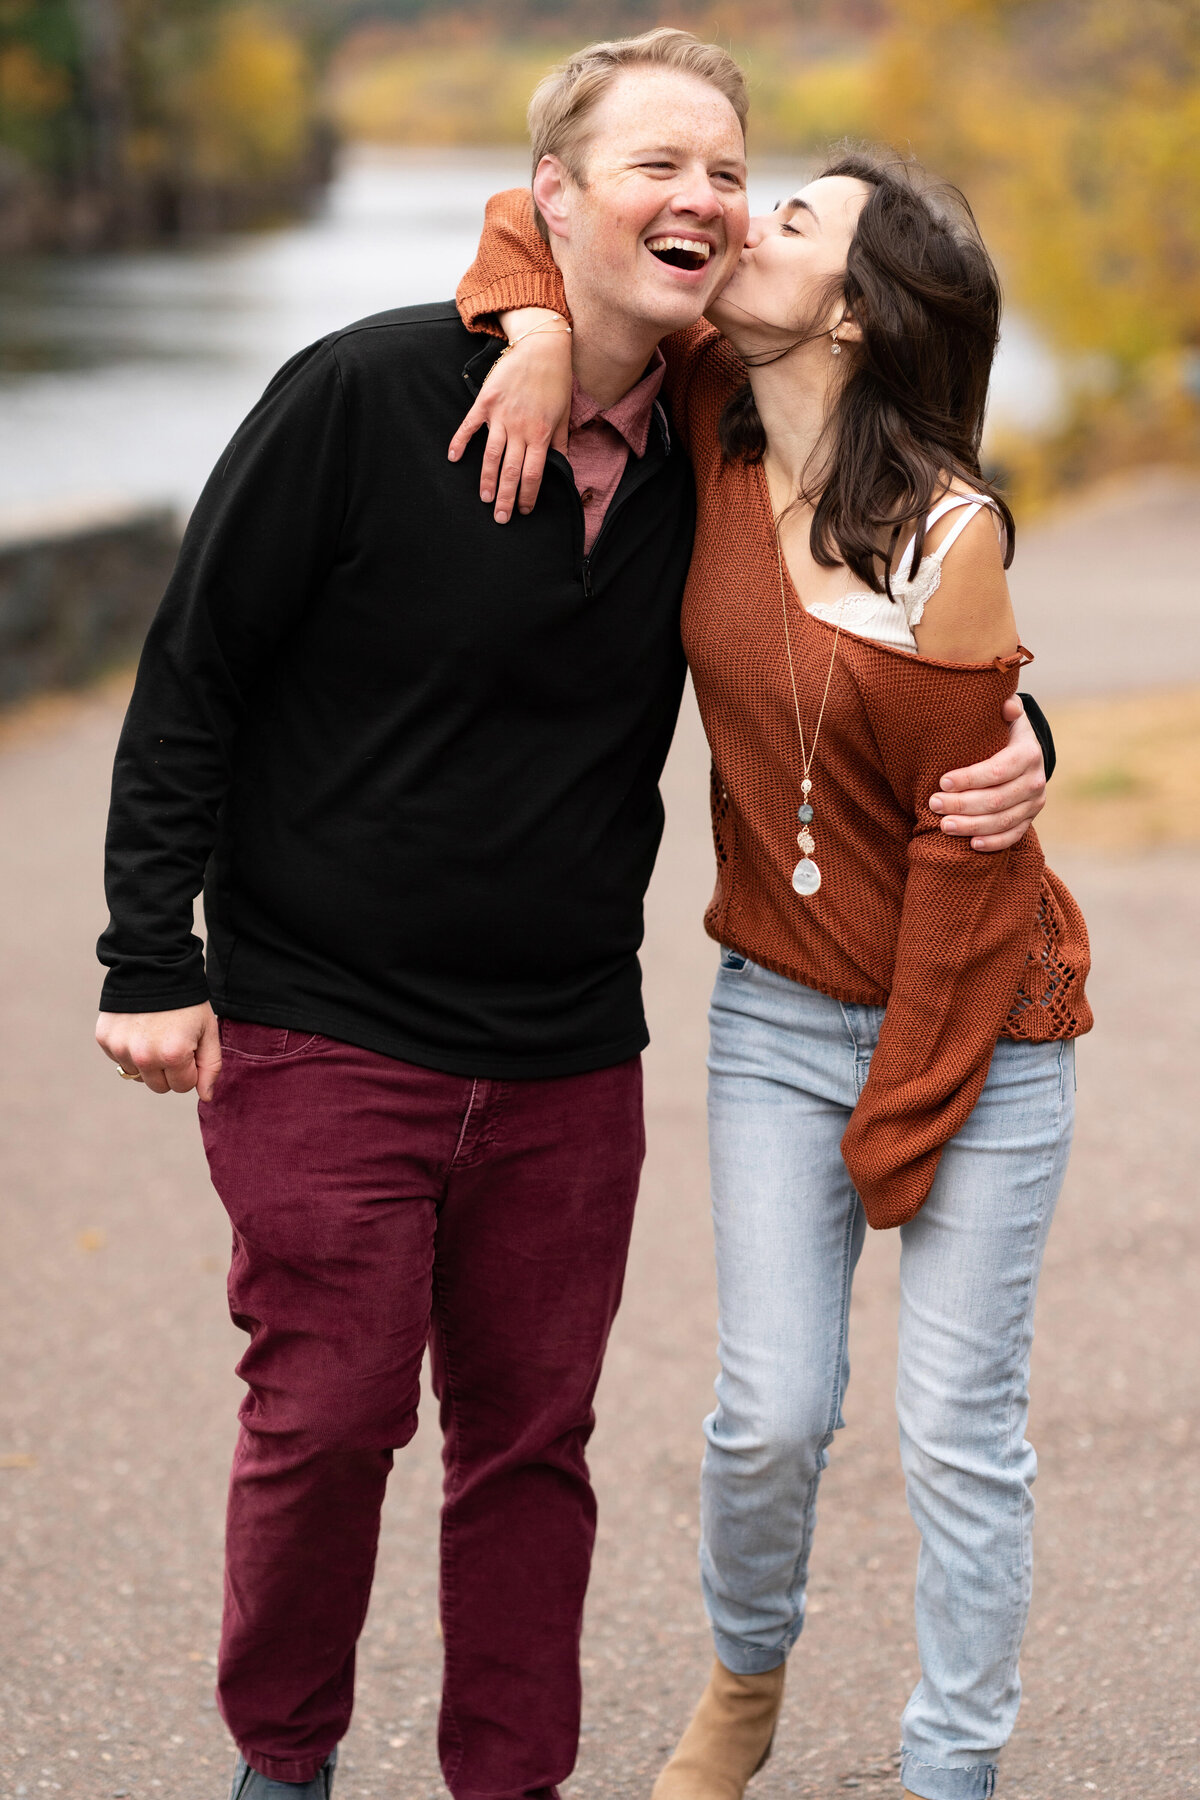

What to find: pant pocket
left=218, top=1018, right=319, bottom=1058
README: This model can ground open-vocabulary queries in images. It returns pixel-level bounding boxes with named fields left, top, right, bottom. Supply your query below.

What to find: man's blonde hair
left=527, top=28, right=749, bottom=236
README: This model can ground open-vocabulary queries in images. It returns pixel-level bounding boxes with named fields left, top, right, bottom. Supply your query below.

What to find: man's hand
left=930, top=695, right=1047, bottom=852
left=96, top=1002, right=222, bottom=1100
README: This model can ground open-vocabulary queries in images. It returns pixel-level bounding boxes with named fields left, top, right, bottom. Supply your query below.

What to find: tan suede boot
left=650, top=1659, right=787, bottom=1800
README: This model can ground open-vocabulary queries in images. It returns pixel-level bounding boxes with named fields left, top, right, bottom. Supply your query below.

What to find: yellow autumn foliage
left=329, top=35, right=550, bottom=148
left=0, top=42, right=68, bottom=121
left=173, top=9, right=312, bottom=184
left=870, top=0, right=1200, bottom=376
left=329, top=27, right=877, bottom=156
left=737, top=50, right=874, bottom=150
left=837, top=0, right=1200, bottom=496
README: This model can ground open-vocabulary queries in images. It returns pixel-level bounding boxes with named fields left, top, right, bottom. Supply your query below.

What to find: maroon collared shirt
left=567, top=349, right=667, bottom=553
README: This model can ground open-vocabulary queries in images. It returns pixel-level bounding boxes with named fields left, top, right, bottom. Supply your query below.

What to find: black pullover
left=98, top=303, right=694, bottom=1078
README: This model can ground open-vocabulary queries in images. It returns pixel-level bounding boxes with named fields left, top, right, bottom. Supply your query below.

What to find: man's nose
left=668, top=168, right=724, bottom=223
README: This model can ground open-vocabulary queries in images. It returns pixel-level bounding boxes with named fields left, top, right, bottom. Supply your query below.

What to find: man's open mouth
left=645, top=236, right=713, bottom=272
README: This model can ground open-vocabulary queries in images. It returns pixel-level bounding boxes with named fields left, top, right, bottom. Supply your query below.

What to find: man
left=95, top=29, right=1050, bottom=1800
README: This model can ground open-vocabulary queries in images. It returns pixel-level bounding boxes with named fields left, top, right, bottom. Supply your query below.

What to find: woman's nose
left=743, top=216, right=769, bottom=248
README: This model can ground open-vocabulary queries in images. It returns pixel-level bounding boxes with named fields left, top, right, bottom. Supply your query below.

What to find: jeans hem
left=710, top=1628, right=792, bottom=1676
left=900, top=1750, right=997, bottom=1799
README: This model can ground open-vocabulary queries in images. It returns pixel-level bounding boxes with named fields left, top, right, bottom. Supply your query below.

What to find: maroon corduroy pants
left=198, top=1019, right=645, bottom=1799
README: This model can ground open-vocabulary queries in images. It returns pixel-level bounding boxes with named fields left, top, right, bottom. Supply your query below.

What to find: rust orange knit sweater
left=458, top=192, right=1092, bottom=1229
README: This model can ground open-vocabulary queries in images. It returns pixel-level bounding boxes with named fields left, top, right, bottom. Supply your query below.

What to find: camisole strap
left=898, top=493, right=994, bottom=582
left=929, top=498, right=988, bottom=560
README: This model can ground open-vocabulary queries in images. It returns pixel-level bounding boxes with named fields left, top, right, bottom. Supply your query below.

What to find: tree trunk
left=70, top=0, right=127, bottom=202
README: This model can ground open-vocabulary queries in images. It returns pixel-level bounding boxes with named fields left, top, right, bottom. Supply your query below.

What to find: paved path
left=1007, top=468, right=1200, bottom=696
left=2, top=492, right=1199, bottom=1799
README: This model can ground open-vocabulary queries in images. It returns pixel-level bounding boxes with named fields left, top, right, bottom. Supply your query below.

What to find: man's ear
left=533, top=155, right=573, bottom=243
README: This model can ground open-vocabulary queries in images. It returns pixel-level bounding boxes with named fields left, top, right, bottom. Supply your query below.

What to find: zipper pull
left=582, top=557, right=594, bottom=597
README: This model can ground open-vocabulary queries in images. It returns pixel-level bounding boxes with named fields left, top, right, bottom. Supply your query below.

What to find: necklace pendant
left=792, top=856, right=821, bottom=897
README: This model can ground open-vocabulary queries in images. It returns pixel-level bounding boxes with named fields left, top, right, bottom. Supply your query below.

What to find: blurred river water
left=0, top=148, right=1065, bottom=522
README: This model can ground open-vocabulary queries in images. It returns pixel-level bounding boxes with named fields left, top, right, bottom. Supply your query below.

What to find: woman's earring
left=830, top=329, right=841, bottom=356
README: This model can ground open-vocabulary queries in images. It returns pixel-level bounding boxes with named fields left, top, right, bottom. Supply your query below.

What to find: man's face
left=539, top=67, right=749, bottom=338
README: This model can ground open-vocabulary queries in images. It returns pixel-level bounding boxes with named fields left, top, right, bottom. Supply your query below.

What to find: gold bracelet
left=484, top=318, right=572, bottom=380
left=509, top=318, right=572, bottom=348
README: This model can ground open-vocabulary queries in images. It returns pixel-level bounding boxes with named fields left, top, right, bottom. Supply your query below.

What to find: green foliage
left=0, top=0, right=81, bottom=172
left=1069, top=764, right=1147, bottom=801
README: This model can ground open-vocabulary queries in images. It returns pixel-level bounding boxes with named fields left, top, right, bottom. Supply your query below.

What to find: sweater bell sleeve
left=840, top=645, right=1046, bottom=1229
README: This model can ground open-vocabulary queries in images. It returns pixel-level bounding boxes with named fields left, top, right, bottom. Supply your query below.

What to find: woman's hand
left=931, top=696, right=1047, bottom=851
left=448, top=308, right=573, bottom=524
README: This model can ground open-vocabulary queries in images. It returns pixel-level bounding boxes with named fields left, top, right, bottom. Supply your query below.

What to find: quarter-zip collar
left=462, top=340, right=676, bottom=597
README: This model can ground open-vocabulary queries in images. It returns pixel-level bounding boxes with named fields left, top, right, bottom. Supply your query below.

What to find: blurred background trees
left=0, top=0, right=330, bottom=247
left=869, top=0, right=1200, bottom=492
left=1, top=0, right=1196, bottom=494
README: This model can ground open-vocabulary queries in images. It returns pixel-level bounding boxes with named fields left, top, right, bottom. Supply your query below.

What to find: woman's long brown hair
left=719, top=148, right=1016, bottom=597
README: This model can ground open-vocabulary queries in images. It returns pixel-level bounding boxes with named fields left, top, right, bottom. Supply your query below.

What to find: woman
left=452, top=151, right=1091, bottom=1800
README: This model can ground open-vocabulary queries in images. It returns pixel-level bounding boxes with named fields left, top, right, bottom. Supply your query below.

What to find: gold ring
left=118, top=1067, right=143, bottom=1082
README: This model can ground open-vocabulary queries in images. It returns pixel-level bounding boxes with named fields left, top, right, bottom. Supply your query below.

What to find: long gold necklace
left=775, top=520, right=844, bottom=898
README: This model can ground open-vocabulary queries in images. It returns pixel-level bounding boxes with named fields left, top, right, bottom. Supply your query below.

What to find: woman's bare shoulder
left=911, top=500, right=1017, bottom=663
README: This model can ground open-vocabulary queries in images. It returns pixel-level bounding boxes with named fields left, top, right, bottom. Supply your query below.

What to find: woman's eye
left=780, top=223, right=800, bottom=236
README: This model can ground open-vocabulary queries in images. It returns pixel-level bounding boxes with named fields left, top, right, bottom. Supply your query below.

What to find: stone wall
left=0, top=501, right=180, bottom=707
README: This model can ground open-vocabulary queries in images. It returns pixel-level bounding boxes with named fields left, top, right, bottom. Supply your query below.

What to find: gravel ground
left=1, top=676, right=1197, bottom=1800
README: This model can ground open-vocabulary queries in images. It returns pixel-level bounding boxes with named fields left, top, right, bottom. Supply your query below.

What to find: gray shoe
left=228, top=1746, right=337, bottom=1799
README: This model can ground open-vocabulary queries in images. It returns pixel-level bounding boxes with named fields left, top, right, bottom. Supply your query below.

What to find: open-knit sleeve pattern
left=836, top=639, right=1048, bottom=1226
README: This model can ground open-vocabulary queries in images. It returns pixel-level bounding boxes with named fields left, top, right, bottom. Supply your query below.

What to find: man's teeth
left=646, top=237, right=712, bottom=263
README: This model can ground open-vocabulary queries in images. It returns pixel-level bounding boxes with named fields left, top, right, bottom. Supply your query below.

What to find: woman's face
left=707, top=174, right=872, bottom=358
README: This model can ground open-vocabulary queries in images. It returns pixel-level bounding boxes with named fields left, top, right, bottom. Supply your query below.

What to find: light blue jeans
left=701, top=952, right=1076, bottom=1800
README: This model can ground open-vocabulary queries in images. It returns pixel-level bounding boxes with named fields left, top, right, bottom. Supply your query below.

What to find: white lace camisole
left=805, top=492, right=1002, bottom=652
